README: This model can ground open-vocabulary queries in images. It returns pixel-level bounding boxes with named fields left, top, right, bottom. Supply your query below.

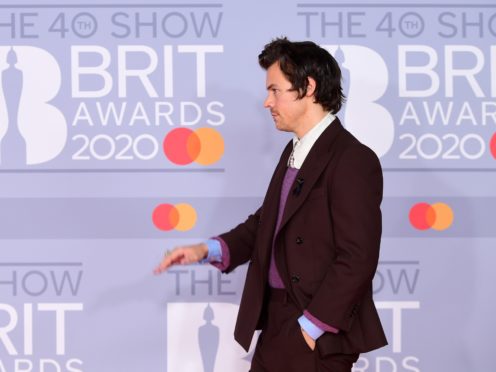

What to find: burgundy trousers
left=250, top=288, right=359, bottom=372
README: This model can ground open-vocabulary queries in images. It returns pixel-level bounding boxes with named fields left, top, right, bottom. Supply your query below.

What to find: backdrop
left=1, top=0, right=495, bottom=371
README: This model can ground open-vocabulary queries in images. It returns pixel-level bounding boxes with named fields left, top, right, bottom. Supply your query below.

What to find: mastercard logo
left=490, top=132, right=496, bottom=159
left=152, top=203, right=197, bottom=231
left=163, top=127, right=224, bottom=165
left=409, top=202, right=454, bottom=231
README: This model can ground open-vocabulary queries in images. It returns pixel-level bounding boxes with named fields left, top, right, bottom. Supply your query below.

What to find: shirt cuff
left=298, top=315, right=325, bottom=340
left=199, top=239, right=222, bottom=263
left=210, top=237, right=230, bottom=271
left=303, top=310, right=339, bottom=335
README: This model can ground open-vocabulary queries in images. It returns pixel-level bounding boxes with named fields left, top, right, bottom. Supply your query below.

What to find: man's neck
left=294, top=108, right=330, bottom=139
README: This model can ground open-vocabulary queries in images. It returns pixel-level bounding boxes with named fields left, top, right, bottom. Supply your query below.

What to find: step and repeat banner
left=1, top=0, right=495, bottom=371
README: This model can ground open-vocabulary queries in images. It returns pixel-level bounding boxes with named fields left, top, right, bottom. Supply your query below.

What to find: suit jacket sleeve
left=217, top=207, right=261, bottom=273
left=306, top=143, right=383, bottom=332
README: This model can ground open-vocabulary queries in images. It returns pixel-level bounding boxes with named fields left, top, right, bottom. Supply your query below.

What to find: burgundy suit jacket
left=219, top=118, right=388, bottom=356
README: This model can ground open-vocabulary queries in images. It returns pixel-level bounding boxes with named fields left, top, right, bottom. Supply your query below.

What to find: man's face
left=264, top=62, right=308, bottom=134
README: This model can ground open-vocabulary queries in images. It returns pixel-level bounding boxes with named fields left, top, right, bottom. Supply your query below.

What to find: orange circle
left=174, top=203, right=197, bottom=231
left=193, top=128, right=225, bottom=165
left=430, top=203, right=454, bottom=231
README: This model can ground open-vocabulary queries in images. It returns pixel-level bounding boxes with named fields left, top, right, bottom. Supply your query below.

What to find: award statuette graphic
left=0, top=47, right=26, bottom=167
left=198, top=304, right=219, bottom=372
left=334, top=47, right=350, bottom=120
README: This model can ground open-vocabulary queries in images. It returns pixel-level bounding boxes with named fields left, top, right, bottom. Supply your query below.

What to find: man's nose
left=264, top=95, right=273, bottom=108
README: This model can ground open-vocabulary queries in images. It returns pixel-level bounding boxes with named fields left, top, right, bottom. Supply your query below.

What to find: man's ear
left=306, top=77, right=316, bottom=97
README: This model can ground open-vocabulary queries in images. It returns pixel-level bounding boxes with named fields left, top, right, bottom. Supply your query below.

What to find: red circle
left=152, top=204, right=179, bottom=231
left=409, top=203, right=435, bottom=230
left=163, top=128, right=197, bottom=165
left=490, top=132, right=496, bottom=159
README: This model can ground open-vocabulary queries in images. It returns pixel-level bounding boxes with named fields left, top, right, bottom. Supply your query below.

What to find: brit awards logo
left=167, top=302, right=255, bottom=372
left=324, top=45, right=395, bottom=158
left=0, top=46, right=67, bottom=166
left=304, top=4, right=496, bottom=168
left=165, top=262, right=257, bottom=372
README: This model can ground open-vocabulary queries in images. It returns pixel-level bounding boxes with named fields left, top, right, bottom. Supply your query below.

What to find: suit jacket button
left=296, top=237, right=303, bottom=244
left=291, top=275, right=300, bottom=283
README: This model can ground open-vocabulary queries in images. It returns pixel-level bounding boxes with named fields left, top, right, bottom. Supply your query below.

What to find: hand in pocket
left=300, top=328, right=316, bottom=350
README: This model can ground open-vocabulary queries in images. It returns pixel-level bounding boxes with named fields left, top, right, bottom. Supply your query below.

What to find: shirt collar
left=289, top=112, right=335, bottom=169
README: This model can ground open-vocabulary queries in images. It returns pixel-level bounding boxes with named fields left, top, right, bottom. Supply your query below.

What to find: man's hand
left=153, top=243, right=208, bottom=274
left=301, top=328, right=316, bottom=350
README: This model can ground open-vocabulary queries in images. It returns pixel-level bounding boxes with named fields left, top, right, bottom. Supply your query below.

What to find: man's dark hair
left=258, top=37, right=344, bottom=113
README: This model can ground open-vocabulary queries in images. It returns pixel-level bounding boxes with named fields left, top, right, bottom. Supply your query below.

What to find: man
left=155, top=37, right=387, bottom=371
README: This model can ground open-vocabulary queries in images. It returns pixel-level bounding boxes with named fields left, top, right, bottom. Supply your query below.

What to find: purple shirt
left=268, top=167, right=299, bottom=288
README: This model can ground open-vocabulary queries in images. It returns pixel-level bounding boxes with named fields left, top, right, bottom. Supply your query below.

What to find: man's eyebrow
left=266, top=84, right=278, bottom=90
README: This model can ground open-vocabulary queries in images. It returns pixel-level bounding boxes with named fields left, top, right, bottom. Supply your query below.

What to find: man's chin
left=274, top=123, right=291, bottom=133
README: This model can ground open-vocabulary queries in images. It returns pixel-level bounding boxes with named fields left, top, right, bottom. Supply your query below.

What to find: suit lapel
left=276, top=118, right=344, bottom=235
left=257, top=140, right=293, bottom=265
